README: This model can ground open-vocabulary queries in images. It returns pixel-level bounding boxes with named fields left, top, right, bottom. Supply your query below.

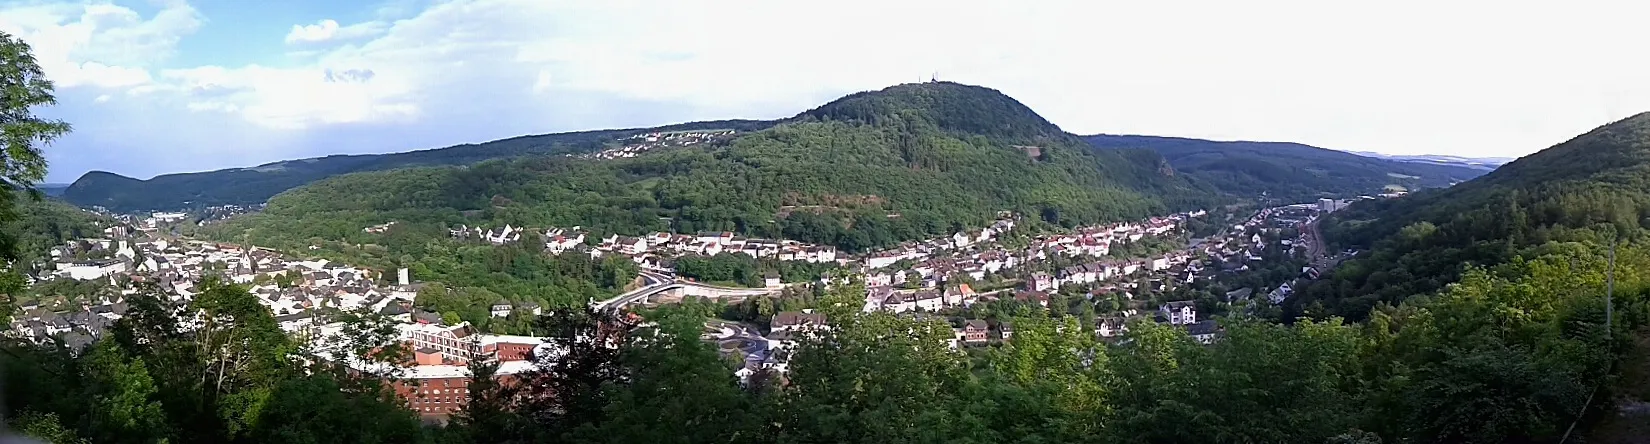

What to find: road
left=591, top=270, right=778, bottom=313
left=1303, top=215, right=1349, bottom=272
left=1304, top=217, right=1326, bottom=262
left=591, top=270, right=675, bottom=313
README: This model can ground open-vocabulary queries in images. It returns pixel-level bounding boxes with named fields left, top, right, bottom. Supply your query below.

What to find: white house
left=1097, top=317, right=1128, bottom=338
left=1185, top=320, right=1220, bottom=344
left=1159, top=301, right=1196, bottom=326
left=865, top=254, right=901, bottom=269
left=615, top=237, right=648, bottom=255
left=490, top=300, right=514, bottom=318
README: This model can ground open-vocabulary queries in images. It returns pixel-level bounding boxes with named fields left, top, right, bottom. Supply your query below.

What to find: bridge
left=592, top=270, right=778, bottom=313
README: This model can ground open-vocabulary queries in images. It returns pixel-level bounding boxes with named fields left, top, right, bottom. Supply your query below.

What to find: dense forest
left=1295, top=112, right=1650, bottom=321
left=1083, top=134, right=1488, bottom=202
left=61, top=120, right=776, bottom=212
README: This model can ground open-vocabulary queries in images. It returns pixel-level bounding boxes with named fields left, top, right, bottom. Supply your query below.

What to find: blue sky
left=3, top=0, right=1650, bottom=183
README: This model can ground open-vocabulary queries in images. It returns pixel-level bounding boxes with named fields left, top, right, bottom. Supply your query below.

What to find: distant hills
left=62, top=88, right=1505, bottom=214
left=60, top=120, right=776, bottom=212
left=207, top=81, right=1214, bottom=257
left=37, top=183, right=69, bottom=197
left=1345, top=151, right=1514, bottom=171
left=1083, top=134, right=1491, bottom=202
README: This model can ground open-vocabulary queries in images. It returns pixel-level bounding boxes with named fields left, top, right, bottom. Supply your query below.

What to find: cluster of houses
left=7, top=234, right=582, bottom=422
left=444, top=224, right=842, bottom=265
left=20, top=197, right=1346, bottom=400
left=845, top=201, right=1342, bottom=347
left=568, top=129, right=737, bottom=160
left=364, top=221, right=398, bottom=234
left=5, top=237, right=551, bottom=352
left=854, top=211, right=1204, bottom=313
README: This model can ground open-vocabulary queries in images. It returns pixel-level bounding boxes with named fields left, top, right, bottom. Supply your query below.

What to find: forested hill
left=59, top=120, right=775, bottom=212
left=3, top=195, right=107, bottom=264
left=1300, top=111, right=1650, bottom=319
left=209, top=82, right=1215, bottom=259
left=1083, top=134, right=1489, bottom=201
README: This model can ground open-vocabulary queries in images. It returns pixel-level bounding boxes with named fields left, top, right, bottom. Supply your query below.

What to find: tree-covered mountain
left=1084, top=134, right=1490, bottom=201
left=60, top=120, right=776, bottom=212
left=1299, top=112, right=1650, bottom=319
left=207, top=82, right=1216, bottom=263
left=5, top=196, right=106, bottom=259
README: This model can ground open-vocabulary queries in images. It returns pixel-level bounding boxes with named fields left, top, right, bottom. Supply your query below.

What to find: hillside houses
left=570, top=130, right=738, bottom=160
left=448, top=224, right=524, bottom=244
left=451, top=224, right=842, bottom=267
left=9, top=238, right=421, bottom=348
left=363, top=221, right=397, bottom=233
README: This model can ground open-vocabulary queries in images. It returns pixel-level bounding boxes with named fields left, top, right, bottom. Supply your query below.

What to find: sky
left=3, top=0, right=1650, bottom=183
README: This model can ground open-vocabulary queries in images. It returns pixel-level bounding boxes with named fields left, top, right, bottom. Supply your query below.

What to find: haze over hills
left=1345, top=151, right=1515, bottom=171
left=1083, top=134, right=1490, bottom=201
left=206, top=81, right=1214, bottom=257
left=37, top=183, right=69, bottom=197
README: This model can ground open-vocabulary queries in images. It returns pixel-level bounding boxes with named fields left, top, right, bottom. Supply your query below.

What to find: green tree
left=575, top=308, right=760, bottom=443
left=80, top=341, right=171, bottom=443
left=10, top=411, right=89, bottom=444
left=0, top=31, right=70, bottom=321
left=449, top=358, right=529, bottom=444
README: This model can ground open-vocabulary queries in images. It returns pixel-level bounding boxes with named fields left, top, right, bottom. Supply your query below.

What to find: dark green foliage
left=1085, top=134, right=1488, bottom=201
left=1, top=196, right=103, bottom=265
left=250, top=374, right=424, bottom=443
left=62, top=120, right=775, bottom=212
left=0, top=31, right=78, bottom=267
left=3, top=281, right=429, bottom=444
left=675, top=253, right=762, bottom=287
left=796, top=81, right=1061, bottom=141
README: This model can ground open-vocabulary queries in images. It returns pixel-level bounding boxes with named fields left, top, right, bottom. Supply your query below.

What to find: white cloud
left=0, top=0, right=199, bottom=90
left=284, top=19, right=386, bottom=44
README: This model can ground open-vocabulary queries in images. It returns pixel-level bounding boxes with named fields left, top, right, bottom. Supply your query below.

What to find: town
left=9, top=194, right=1371, bottom=420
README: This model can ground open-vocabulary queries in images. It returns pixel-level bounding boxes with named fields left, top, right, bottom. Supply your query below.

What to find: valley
left=5, top=66, right=1646, bottom=443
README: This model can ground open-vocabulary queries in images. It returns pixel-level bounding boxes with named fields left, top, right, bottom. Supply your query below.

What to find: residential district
left=8, top=195, right=1372, bottom=420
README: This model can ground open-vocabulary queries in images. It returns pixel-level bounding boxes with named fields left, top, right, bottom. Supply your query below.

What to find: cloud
left=157, top=63, right=418, bottom=129
left=284, top=19, right=385, bottom=44
left=6, top=0, right=1650, bottom=183
left=0, top=0, right=199, bottom=90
